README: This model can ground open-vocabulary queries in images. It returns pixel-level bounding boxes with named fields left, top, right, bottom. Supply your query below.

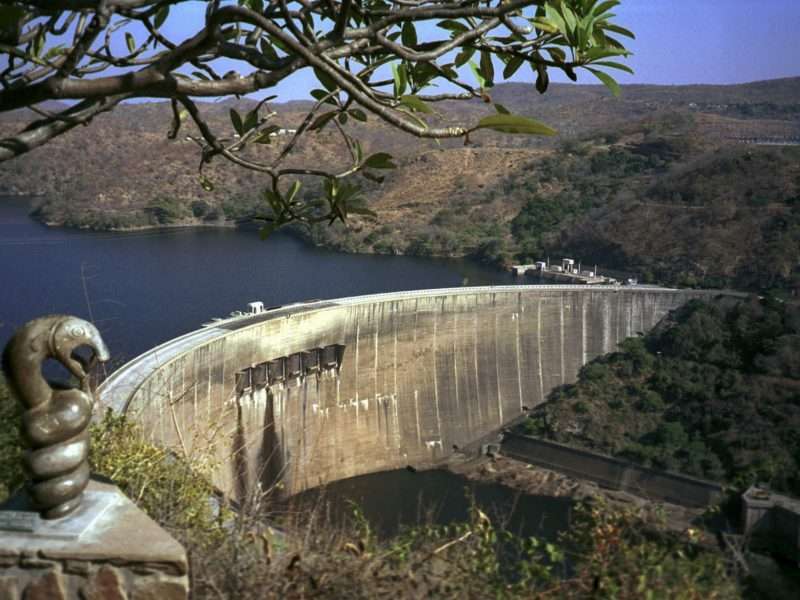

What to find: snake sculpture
left=2, top=315, right=109, bottom=519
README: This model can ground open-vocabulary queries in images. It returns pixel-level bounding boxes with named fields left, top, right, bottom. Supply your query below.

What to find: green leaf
left=243, top=109, right=259, bottom=133
left=582, top=46, right=627, bottom=61
left=45, top=45, right=66, bottom=60
left=494, top=103, right=510, bottom=115
left=412, top=62, right=438, bottom=88
left=587, top=67, right=621, bottom=97
left=199, top=175, right=214, bottom=192
left=436, top=20, right=468, bottom=34
left=310, top=88, right=338, bottom=106
left=604, top=23, right=636, bottom=39
left=259, top=38, right=279, bottom=61
left=349, top=108, right=367, bottom=122
left=125, top=32, right=136, bottom=53
left=254, top=126, right=279, bottom=143
left=229, top=109, right=244, bottom=135
left=360, top=171, right=385, bottom=184
left=594, top=1, right=621, bottom=17
left=153, top=6, right=169, bottom=29
left=192, top=71, right=210, bottom=81
left=263, top=188, right=283, bottom=213
left=33, top=32, right=44, bottom=57
left=268, top=34, right=289, bottom=53
left=547, top=47, right=567, bottom=63
left=475, top=114, right=556, bottom=136
left=503, top=55, right=524, bottom=80
left=592, top=60, right=634, bottom=75
left=347, top=202, right=377, bottom=218
left=259, top=222, right=279, bottom=240
left=313, top=67, right=338, bottom=92
left=469, top=60, right=486, bottom=89
left=454, top=48, right=475, bottom=68
left=363, top=152, right=397, bottom=169
left=338, top=112, right=348, bottom=125
left=401, top=22, right=417, bottom=47
left=535, top=62, right=549, bottom=94
left=530, top=17, right=558, bottom=34
left=544, top=4, right=567, bottom=35
left=286, top=180, right=301, bottom=204
left=245, top=0, right=264, bottom=12
left=398, top=95, right=433, bottom=114
left=392, top=63, right=407, bottom=97
left=308, top=111, right=337, bottom=131
left=479, top=51, right=495, bottom=87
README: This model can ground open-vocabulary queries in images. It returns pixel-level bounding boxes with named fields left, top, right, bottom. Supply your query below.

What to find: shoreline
left=29, top=209, right=514, bottom=269
left=40, top=219, right=238, bottom=233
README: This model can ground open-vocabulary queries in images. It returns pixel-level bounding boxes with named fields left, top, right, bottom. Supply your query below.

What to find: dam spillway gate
left=99, top=286, right=717, bottom=502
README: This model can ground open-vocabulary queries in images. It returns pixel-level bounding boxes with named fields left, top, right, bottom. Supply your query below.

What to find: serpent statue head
left=2, top=315, right=110, bottom=519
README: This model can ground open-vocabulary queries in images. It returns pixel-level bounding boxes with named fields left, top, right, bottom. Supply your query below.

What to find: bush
left=0, top=374, right=24, bottom=501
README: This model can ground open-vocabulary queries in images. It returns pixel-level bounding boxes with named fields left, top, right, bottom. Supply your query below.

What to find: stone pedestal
left=0, top=479, right=187, bottom=600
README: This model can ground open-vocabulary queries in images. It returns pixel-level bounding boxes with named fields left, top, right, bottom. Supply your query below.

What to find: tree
left=0, top=0, right=633, bottom=233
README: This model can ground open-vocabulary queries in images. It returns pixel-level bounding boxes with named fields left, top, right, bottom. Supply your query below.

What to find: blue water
left=0, top=197, right=516, bottom=365
left=1, top=197, right=570, bottom=538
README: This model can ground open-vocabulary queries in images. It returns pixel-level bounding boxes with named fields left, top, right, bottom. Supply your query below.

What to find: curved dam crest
left=99, top=286, right=718, bottom=501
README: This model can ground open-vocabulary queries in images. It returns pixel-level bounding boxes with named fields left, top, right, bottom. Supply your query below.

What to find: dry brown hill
left=1, top=78, right=799, bottom=291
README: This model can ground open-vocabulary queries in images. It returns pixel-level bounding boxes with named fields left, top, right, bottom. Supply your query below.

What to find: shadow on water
left=284, top=467, right=573, bottom=541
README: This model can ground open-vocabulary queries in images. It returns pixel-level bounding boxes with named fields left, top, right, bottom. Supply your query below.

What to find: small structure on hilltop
left=512, top=257, right=619, bottom=285
left=742, top=485, right=800, bottom=563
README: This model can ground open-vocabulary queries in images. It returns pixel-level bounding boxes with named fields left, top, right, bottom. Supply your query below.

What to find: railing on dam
left=98, top=285, right=728, bottom=501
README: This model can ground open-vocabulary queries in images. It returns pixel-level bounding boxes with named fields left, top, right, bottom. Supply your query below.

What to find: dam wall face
left=99, top=287, right=707, bottom=500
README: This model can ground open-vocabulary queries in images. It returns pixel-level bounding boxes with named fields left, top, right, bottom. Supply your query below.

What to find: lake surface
left=1, top=196, right=572, bottom=539
left=0, top=197, right=517, bottom=366
left=285, top=467, right=572, bottom=541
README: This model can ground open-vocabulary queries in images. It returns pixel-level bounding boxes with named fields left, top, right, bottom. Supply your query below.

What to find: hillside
left=520, top=296, right=800, bottom=496
left=1, top=77, right=799, bottom=292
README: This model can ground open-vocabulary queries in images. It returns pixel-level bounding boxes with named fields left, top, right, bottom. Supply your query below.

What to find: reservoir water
left=0, top=196, right=568, bottom=539
left=0, top=197, right=516, bottom=363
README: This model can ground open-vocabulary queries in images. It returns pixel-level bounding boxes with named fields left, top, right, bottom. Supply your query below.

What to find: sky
left=157, top=0, right=799, bottom=100
left=26, top=0, right=798, bottom=102
left=610, top=0, right=799, bottom=86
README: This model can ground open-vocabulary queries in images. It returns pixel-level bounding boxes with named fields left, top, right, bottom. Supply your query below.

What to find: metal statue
left=2, top=316, right=110, bottom=519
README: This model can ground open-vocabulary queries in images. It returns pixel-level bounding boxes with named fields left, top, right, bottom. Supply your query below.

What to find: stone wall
left=501, top=433, right=723, bottom=508
left=0, top=481, right=187, bottom=600
left=100, top=286, right=716, bottom=501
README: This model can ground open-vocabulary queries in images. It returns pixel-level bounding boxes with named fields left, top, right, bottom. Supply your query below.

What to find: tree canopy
left=0, top=0, right=633, bottom=231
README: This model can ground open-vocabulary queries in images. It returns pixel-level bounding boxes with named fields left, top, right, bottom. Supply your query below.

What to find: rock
left=23, top=570, right=65, bottom=600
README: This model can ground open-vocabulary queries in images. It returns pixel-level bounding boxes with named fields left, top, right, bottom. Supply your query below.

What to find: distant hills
left=1, top=77, right=798, bottom=293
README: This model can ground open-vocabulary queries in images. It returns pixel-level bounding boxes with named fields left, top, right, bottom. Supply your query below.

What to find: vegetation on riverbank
left=0, top=374, right=742, bottom=598
left=520, top=296, right=800, bottom=496
left=4, top=78, right=799, bottom=295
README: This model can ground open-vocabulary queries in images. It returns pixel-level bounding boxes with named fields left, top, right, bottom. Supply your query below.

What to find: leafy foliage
left=524, top=297, right=800, bottom=495
left=0, top=373, right=24, bottom=501
left=0, top=0, right=634, bottom=238
left=1, top=375, right=740, bottom=597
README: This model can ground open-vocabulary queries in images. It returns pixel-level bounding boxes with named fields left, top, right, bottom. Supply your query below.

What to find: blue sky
left=112, top=1, right=800, bottom=100
left=612, top=0, right=799, bottom=86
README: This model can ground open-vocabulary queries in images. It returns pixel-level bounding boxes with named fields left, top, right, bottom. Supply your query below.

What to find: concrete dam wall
left=99, top=286, right=710, bottom=501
